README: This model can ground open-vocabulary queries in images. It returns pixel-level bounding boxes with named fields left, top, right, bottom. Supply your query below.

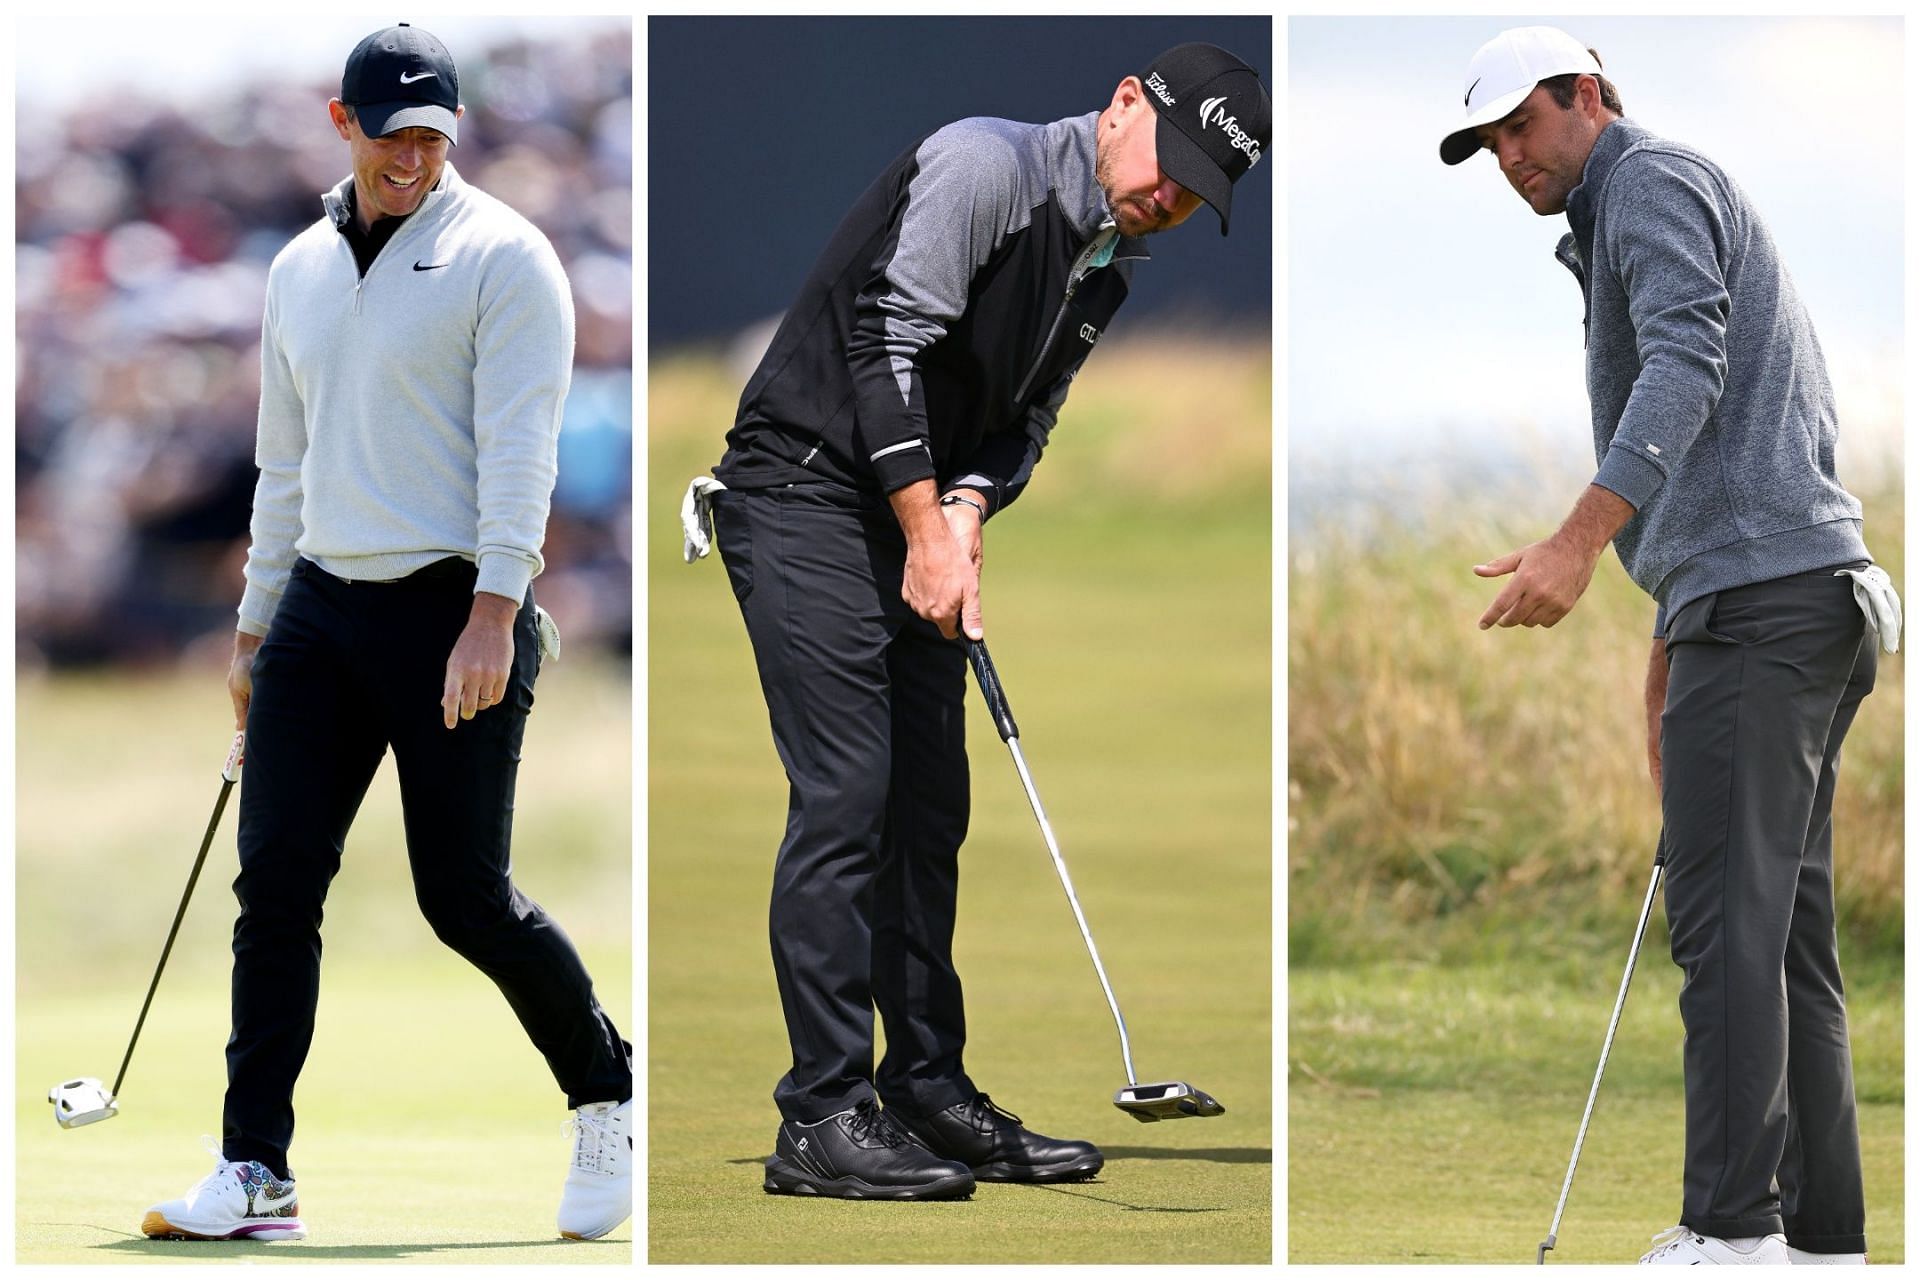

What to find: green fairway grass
left=648, top=343, right=1272, bottom=1263
left=1289, top=473, right=1904, bottom=1265
left=16, top=660, right=632, bottom=1263
left=1290, top=960, right=1903, bottom=1264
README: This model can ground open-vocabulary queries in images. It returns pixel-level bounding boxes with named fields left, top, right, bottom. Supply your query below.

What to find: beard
left=1094, top=144, right=1174, bottom=237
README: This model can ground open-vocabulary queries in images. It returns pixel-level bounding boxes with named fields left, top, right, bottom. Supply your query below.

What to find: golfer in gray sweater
left=1440, top=26, right=1896, bottom=1267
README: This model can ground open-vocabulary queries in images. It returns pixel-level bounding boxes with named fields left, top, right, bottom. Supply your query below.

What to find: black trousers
left=224, top=557, right=632, bottom=1177
left=1660, top=566, right=1874, bottom=1253
left=712, top=486, right=979, bottom=1124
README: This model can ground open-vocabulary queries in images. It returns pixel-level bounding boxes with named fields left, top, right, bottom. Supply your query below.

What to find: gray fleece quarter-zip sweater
left=1558, top=119, right=1866, bottom=630
left=238, top=162, right=574, bottom=635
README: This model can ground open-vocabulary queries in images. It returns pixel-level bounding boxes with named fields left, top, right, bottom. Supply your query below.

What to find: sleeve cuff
left=237, top=584, right=281, bottom=637
left=873, top=440, right=936, bottom=494
left=945, top=473, right=1000, bottom=516
left=476, top=553, right=535, bottom=604
left=1594, top=443, right=1667, bottom=511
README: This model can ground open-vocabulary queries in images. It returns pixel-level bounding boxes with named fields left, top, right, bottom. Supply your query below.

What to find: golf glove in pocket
left=681, top=476, right=727, bottom=563
left=534, top=604, right=562, bottom=662
left=1834, top=564, right=1900, bottom=654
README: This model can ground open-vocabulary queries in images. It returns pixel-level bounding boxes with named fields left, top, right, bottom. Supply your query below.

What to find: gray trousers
left=1660, top=565, right=1874, bottom=1253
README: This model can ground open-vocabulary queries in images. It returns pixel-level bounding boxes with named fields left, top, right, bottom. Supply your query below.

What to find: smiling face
left=1094, top=76, right=1205, bottom=237
left=1473, top=79, right=1610, bottom=216
left=328, top=99, right=462, bottom=229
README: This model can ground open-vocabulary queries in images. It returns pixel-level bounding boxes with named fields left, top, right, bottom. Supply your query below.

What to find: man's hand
left=1473, top=535, right=1602, bottom=629
left=890, top=479, right=981, bottom=640
left=1475, top=484, right=1635, bottom=630
left=1645, top=635, right=1667, bottom=791
left=228, top=631, right=265, bottom=730
left=941, top=487, right=987, bottom=572
left=442, top=592, right=518, bottom=729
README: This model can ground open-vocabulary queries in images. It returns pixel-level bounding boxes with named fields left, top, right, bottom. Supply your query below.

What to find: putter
left=965, top=639, right=1223, bottom=1123
left=49, top=731, right=246, bottom=1130
left=1537, top=836, right=1667, bottom=1262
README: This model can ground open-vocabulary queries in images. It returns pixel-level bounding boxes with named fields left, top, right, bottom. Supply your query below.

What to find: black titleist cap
left=341, top=23, right=460, bottom=144
left=1139, top=43, right=1270, bottom=236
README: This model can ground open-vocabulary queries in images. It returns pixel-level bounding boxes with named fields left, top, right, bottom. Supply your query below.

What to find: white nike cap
left=1439, top=26, right=1601, bottom=165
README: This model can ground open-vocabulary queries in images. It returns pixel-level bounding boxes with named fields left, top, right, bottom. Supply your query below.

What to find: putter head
left=1113, top=1080, right=1224, bottom=1123
left=48, top=1077, right=118, bottom=1128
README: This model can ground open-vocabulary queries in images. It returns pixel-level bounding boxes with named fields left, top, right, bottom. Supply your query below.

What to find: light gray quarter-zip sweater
left=1558, top=119, right=1866, bottom=631
left=238, top=162, right=574, bottom=635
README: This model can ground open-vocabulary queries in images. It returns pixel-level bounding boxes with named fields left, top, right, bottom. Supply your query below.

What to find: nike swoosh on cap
left=399, top=70, right=438, bottom=84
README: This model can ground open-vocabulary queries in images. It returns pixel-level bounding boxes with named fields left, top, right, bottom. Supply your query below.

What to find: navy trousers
left=712, top=485, right=980, bottom=1124
left=1660, top=566, right=1874, bottom=1254
left=224, top=557, right=632, bottom=1177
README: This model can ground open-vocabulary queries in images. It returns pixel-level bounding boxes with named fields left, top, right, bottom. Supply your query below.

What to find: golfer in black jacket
left=687, top=42, right=1270, bottom=1200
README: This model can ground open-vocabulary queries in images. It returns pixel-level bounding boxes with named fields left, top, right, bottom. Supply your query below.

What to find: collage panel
left=15, top=16, right=633, bottom=1259
left=649, top=14, right=1273, bottom=1264
left=1288, top=15, right=1903, bottom=1266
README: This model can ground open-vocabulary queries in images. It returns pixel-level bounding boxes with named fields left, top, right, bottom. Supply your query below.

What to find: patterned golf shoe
left=142, top=1138, right=305, bottom=1241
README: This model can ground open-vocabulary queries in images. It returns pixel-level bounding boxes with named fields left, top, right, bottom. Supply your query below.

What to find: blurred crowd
left=16, top=27, right=633, bottom=670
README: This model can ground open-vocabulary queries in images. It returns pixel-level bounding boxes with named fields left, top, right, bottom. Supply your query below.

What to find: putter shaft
left=1539, top=849, right=1666, bottom=1262
left=1002, top=735, right=1138, bottom=1086
left=111, top=731, right=246, bottom=1099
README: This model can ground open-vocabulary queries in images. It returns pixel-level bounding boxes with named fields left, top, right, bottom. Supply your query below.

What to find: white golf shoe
left=1786, top=1244, right=1867, bottom=1264
left=1639, top=1225, right=1788, bottom=1264
left=142, top=1137, right=306, bottom=1241
left=557, top=1098, right=632, bottom=1240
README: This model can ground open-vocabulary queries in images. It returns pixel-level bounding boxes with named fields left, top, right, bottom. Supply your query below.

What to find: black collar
left=336, top=186, right=413, bottom=278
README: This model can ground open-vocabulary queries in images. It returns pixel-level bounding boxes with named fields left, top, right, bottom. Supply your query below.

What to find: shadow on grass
left=728, top=1147, right=1270, bottom=1168
left=1027, top=1183, right=1227, bottom=1213
left=1105, top=1146, right=1271, bottom=1165
left=82, top=1230, right=623, bottom=1258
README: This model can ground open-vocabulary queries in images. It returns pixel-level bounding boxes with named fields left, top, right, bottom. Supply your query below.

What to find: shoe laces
left=1640, top=1225, right=1697, bottom=1262
left=196, top=1136, right=240, bottom=1182
left=964, top=1094, right=1022, bottom=1131
left=189, top=1135, right=266, bottom=1198
left=564, top=1105, right=622, bottom=1175
left=846, top=1100, right=911, bottom=1149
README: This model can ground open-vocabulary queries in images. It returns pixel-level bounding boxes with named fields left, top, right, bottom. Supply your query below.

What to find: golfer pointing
left=1445, top=26, right=1895, bottom=1266
left=142, top=24, right=632, bottom=1243
left=686, top=44, right=1270, bottom=1199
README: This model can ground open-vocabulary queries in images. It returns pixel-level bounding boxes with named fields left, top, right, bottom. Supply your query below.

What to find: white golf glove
left=681, top=476, right=727, bottom=563
left=533, top=604, right=562, bottom=662
left=1835, top=564, right=1901, bottom=654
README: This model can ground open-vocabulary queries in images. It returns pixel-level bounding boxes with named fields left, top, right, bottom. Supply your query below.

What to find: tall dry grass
left=1288, top=471, right=1904, bottom=964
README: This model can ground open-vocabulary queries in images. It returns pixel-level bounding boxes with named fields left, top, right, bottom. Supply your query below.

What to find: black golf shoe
left=892, top=1094, right=1103, bottom=1183
left=763, top=1099, right=974, bottom=1200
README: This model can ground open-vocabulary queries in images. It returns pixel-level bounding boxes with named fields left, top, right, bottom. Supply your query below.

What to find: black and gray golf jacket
left=715, top=111, right=1147, bottom=517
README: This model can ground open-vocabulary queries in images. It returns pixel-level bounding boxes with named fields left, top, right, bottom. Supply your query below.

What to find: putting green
left=1290, top=961, right=1904, bottom=1264
left=647, top=346, right=1273, bottom=1262
left=16, top=661, right=632, bottom=1263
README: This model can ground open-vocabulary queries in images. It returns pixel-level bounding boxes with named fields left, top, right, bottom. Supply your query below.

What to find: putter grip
left=965, top=640, right=1019, bottom=742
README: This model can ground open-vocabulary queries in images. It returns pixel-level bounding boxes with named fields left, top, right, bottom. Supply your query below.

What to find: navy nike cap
left=342, top=23, right=460, bottom=144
